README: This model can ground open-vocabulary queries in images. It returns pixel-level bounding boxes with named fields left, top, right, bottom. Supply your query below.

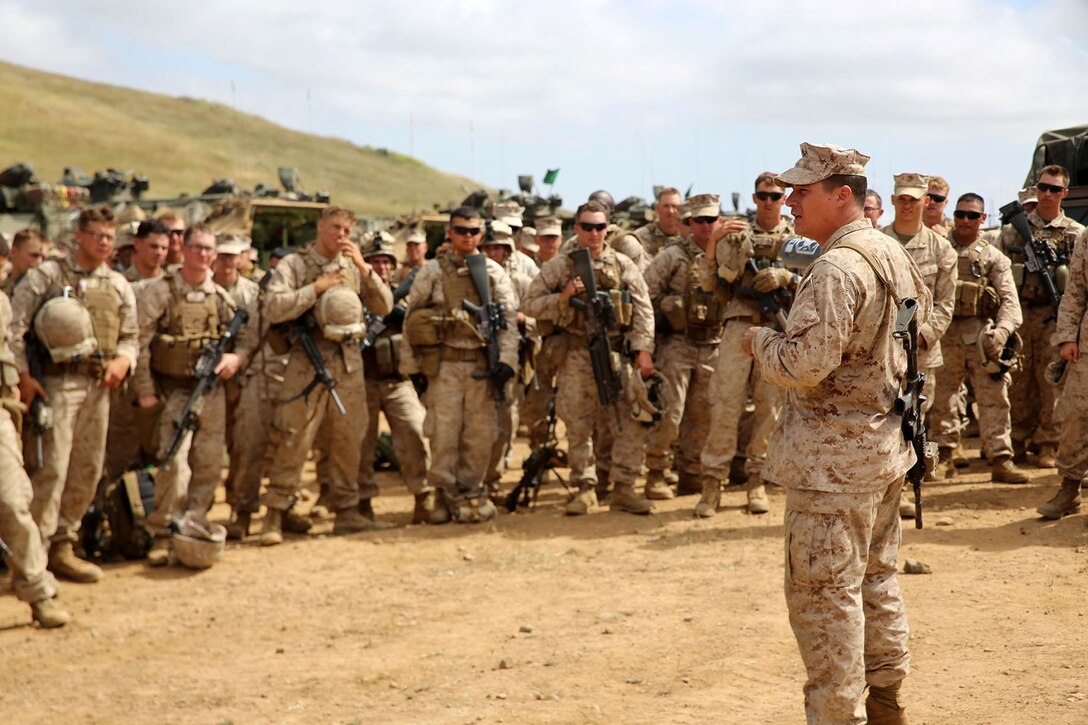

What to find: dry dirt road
left=2, top=437, right=1088, bottom=724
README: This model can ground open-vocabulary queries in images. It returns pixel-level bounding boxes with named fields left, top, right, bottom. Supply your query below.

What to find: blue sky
left=3, top=0, right=1087, bottom=215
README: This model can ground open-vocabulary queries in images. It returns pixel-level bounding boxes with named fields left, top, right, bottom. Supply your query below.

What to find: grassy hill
left=0, top=60, right=479, bottom=217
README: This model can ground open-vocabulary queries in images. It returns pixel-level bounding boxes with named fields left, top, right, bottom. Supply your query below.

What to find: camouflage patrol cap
left=687, top=194, right=720, bottom=218
left=1018, top=187, right=1039, bottom=205
left=362, top=230, right=397, bottom=263
left=406, top=228, right=427, bottom=245
left=491, top=202, right=524, bottom=228
left=679, top=202, right=692, bottom=221
left=519, top=226, right=539, bottom=253
left=893, top=173, right=930, bottom=200
left=536, top=217, right=562, bottom=236
left=775, top=143, right=870, bottom=187
left=216, top=233, right=250, bottom=256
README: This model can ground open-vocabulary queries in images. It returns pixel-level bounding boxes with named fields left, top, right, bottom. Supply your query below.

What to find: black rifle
left=567, top=248, right=623, bottom=418
left=360, top=267, right=417, bottom=353
left=893, top=298, right=932, bottom=529
left=504, top=398, right=567, bottom=512
left=162, top=307, right=250, bottom=463
left=737, top=258, right=790, bottom=329
left=460, top=254, right=508, bottom=404
left=283, top=313, right=347, bottom=415
left=24, top=333, right=54, bottom=471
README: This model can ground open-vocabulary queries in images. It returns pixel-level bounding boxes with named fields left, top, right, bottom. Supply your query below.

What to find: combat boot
left=413, top=491, right=435, bottom=525
left=644, top=469, right=675, bottom=500
left=935, top=447, right=956, bottom=480
left=952, top=444, right=970, bottom=469
left=333, top=507, right=391, bottom=535
left=865, top=684, right=907, bottom=725
left=1037, top=478, right=1082, bottom=520
left=226, top=511, right=251, bottom=541
left=146, top=536, right=170, bottom=567
left=48, top=540, right=102, bottom=583
left=694, top=478, right=721, bottom=518
left=664, top=469, right=679, bottom=486
left=991, top=456, right=1029, bottom=484
left=594, top=470, right=611, bottom=503
left=453, top=496, right=496, bottom=524
left=898, top=490, right=916, bottom=519
left=260, top=509, right=284, bottom=547
left=1036, top=444, right=1058, bottom=468
left=610, top=484, right=654, bottom=515
left=430, top=489, right=452, bottom=525
left=1012, top=440, right=1028, bottom=464
left=746, top=479, right=770, bottom=514
left=283, top=507, right=313, bottom=534
left=31, top=598, right=70, bottom=629
left=566, top=485, right=599, bottom=516
left=358, top=498, right=376, bottom=521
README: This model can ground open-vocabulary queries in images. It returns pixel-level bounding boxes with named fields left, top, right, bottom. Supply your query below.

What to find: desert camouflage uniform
left=134, top=271, right=258, bottom=536
left=752, top=219, right=931, bottom=724
left=10, top=257, right=138, bottom=547
left=1052, top=228, right=1088, bottom=481
left=643, top=239, right=723, bottom=483
left=560, top=225, right=650, bottom=272
left=400, top=251, right=518, bottom=504
left=263, top=249, right=392, bottom=515
left=0, top=290, right=58, bottom=604
left=509, top=249, right=540, bottom=280
left=631, top=221, right=683, bottom=261
left=698, top=218, right=794, bottom=487
left=930, top=236, right=1022, bottom=459
left=521, top=247, right=655, bottom=496
left=995, top=210, right=1085, bottom=450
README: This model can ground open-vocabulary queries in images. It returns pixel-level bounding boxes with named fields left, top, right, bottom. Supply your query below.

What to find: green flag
left=684, top=183, right=693, bottom=200
left=543, top=168, right=560, bottom=185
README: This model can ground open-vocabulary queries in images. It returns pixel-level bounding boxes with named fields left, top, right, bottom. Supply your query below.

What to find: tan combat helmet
left=362, top=230, right=397, bottom=265
left=314, top=286, right=366, bottom=342
left=34, top=289, right=98, bottom=363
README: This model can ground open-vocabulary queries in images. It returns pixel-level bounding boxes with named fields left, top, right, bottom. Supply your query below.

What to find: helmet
left=625, top=368, right=671, bottom=426
left=172, top=514, right=226, bottom=570
left=362, top=230, right=397, bottom=263
left=34, top=289, right=98, bottom=363
left=314, top=286, right=366, bottom=342
left=482, top=220, right=516, bottom=250
left=978, top=321, right=1022, bottom=378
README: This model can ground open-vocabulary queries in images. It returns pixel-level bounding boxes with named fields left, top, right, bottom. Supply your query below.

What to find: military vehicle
left=1024, top=125, right=1088, bottom=224
left=0, top=162, right=89, bottom=242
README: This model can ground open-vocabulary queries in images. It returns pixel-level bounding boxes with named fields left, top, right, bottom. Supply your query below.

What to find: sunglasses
left=690, top=216, right=719, bottom=225
left=167, top=228, right=185, bottom=236
left=926, top=193, right=947, bottom=203
left=953, top=210, right=983, bottom=221
left=451, top=225, right=482, bottom=236
left=755, top=191, right=783, bottom=202
left=1036, top=182, right=1066, bottom=194
left=578, top=222, right=608, bottom=232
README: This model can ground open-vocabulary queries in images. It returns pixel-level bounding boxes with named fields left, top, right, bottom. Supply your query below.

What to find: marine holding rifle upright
left=134, top=224, right=258, bottom=566
left=260, top=206, right=393, bottom=544
left=400, top=206, right=518, bottom=524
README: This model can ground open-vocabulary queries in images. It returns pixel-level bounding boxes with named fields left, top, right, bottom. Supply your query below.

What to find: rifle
left=567, top=248, right=623, bottom=419
left=737, top=258, right=789, bottom=329
left=504, top=398, right=567, bottom=512
left=893, top=298, right=935, bottom=529
left=282, top=313, right=347, bottom=415
left=24, top=333, right=54, bottom=471
left=460, top=254, right=508, bottom=404
left=161, top=307, right=250, bottom=463
left=359, top=267, right=417, bottom=353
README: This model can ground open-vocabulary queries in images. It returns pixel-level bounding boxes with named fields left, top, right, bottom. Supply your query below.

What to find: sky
left=3, top=0, right=1087, bottom=216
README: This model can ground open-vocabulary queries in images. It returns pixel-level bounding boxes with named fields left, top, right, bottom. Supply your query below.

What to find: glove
left=753, top=267, right=794, bottom=293
left=489, top=362, right=515, bottom=388
left=982, top=328, right=1009, bottom=360
left=409, top=373, right=428, bottom=396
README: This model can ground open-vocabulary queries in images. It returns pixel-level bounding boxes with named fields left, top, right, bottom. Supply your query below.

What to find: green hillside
left=0, top=60, right=478, bottom=217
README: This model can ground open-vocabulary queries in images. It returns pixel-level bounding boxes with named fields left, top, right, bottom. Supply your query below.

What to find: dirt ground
left=3, top=435, right=1088, bottom=725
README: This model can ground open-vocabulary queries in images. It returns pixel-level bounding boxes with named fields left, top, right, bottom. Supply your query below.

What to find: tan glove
left=982, top=327, right=1009, bottom=360
left=753, top=267, right=795, bottom=293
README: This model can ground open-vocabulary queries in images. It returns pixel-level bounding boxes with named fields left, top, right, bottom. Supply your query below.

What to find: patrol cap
left=775, top=142, right=870, bottom=187
left=1018, top=187, right=1038, bottom=205
left=893, top=173, right=930, bottom=200
left=492, top=201, right=524, bottom=228
left=362, top=230, right=397, bottom=263
left=216, top=233, right=250, bottom=256
left=536, top=217, right=562, bottom=236
left=687, top=194, right=721, bottom=218
left=679, top=202, right=692, bottom=221
left=519, top=226, right=539, bottom=253
left=406, top=228, right=427, bottom=245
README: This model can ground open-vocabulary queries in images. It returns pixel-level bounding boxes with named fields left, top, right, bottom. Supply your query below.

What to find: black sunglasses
left=926, top=193, right=947, bottom=203
left=953, top=210, right=983, bottom=220
left=691, top=216, right=719, bottom=225
left=167, top=229, right=185, bottom=236
left=451, top=225, right=482, bottom=236
left=755, top=191, right=783, bottom=202
left=578, top=222, right=608, bottom=232
left=1036, top=182, right=1066, bottom=194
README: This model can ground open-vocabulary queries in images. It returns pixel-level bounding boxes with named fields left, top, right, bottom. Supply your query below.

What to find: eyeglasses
left=953, top=210, right=983, bottom=220
left=755, top=191, right=783, bottom=202
left=926, top=193, right=947, bottom=204
left=1036, top=182, right=1066, bottom=194
left=690, top=216, right=719, bottom=225
left=578, top=222, right=608, bottom=232
left=451, top=226, right=482, bottom=236
left=81, top=230, right=116, bottom=242
left=863, top=206, right=881, bottom=214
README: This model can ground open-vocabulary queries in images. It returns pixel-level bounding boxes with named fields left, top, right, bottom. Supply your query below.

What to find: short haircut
left=78, top=205, right=115, bottom=231
left=754, top=172, right=781, bottom=190
left=957, top=192, right=985, bottom=209
left=575, top=200, right=611, bottom=222
left=820, top=175, right=867, bottom=208
left=136, top=219, right=169, bottom=239
left=656, top=187, right=681, bottom=202
left=321, top=205, right=357, bottom=223
left=1039, top=164, right=1070, bottom=187
left=448, top=205, right=482, bottom=223
left=156, top=211, right=183, bottom=226
left=183, top=223, right=215, bottom=245
left=864, top=189, right=882, bottom=209
left=12, top=228, right=47, bottom=250
left=928, top=176, right=950, bottom=193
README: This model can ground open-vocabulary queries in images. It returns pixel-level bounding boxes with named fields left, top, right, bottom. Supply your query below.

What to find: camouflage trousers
left=1010, top=306, right=1060, bottom=446
left=30, top=372, right=109, bottom=545
left=264, top=348, right=366, bottom=513
left=146, top=384, right=227, bottom=537
left=423, top=360, right=497, bottom=495
left=0, top=406, right=56, bottom=603
left=701, top=320, right=782, bottom=483
left=485, top=379, right=521, bottom=487
left=785, top=480, right=910, bottom=725
left=644, top=335, right=718, bottom=479
left=556, top=345, right=646, bottom=488
left=1055, top=352, right=1088, bottom=481
left=520, top=335, right=562, bottom=448
left=930, top=327, right=1013, bottom=460
left=224, top=372, right=281, bottom=514
left=358, top=376, right=430, bottom=499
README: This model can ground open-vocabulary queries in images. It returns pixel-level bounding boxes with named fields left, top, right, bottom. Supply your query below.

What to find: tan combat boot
left=694, top=478, right=721, bottom=518
left=644, top=469, right=675, bottom=500
left=934, top=447, right=956, bottom=480
left=1036, top=444, right=1058, bottom=469
left=991, top=456, right=1029, bottom=484
left=413, top=491, right=435, bottom=525
left=226, top=511, right=251, bottom=541
left=746, top=479, right=770, bottom=514
left=48, top=540, right=102, bottom=583
left=333, top=507, right=392, bottom=535
left=899, top=490, right=916, bottom=519
left=430, top=489, right=453, bottom=525
left=283, top=506, right=313, bottom=534
left=610, top=484, right=654, bottom=515
left=260, top=509, right=284, bottom=547
left=866, top=684, right=907, bottom=725
left=358, top=498, right=376, bottom=521
left=565, top=485, right=599, bottom=516
left=31, top=598, right=70, bottom=629
left=1037, top=478, right=1082, bottom=520
left=664, top=469, right=679, bottom=486
left=146, top=536, right=170, bottom=567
